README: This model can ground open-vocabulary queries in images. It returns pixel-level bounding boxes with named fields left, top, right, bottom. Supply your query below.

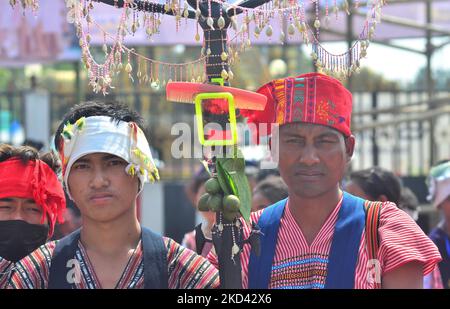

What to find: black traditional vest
left=48, top=227, right=168, bottom=289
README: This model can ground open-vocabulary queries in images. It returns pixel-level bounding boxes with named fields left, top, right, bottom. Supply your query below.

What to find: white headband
left=60, top=115, right=159, bottom=199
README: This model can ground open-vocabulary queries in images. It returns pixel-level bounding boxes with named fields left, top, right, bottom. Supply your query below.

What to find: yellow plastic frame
left=194, top=91, right=238, bottom=146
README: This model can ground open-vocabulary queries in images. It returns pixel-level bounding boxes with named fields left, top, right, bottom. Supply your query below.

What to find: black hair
left=0, top=143, right=60, bottom=175
left=189, top=168, right=211, bottom=195
left=434, top=159, right=450, bottom=166
left=254, top=176, right=289, bottom=205
left=22, top=139, right=44, bottom=151
left=256, top=169, right=281, bottom=183
left=398, top=187, right=419, bottom=212
left=54, top=100, right=145, bottom=152
left=349, top=167, right=402, bottom=205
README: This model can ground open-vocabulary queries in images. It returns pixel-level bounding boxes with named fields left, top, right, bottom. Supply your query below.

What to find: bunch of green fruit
left=198, top=177, right=241, bottom=221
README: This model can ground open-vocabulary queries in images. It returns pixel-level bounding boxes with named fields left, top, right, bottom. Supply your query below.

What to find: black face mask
left=0, top=220, right=48, bottom=262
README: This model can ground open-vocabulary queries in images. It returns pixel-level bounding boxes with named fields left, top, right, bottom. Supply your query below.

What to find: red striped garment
left=208, top=197, right=442, bottom=289
left=8, top=237, right=219, bottom=289
left=0, top=257, right=14, bottom=288
left=182, top=230, right=214, bottom=258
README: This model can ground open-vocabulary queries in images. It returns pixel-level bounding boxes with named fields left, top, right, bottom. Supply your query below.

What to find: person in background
left=22, top=139, right=44, bottom=152
left=425, top=161, right=450, bottom=289
left=345, top=167, right=402, bottom=205
left=251, top=176, right=288, bottom=212
left=398, top=187, right=420, bottom=222
left=51, top=201, right=82, bottom=240
left=0, top=144, right=66, bottom=288
left=256, top=168, right=281, bottom=184
left=182, top=167, right=215, bottom=257
left=345, top=166, right=421, bottom=221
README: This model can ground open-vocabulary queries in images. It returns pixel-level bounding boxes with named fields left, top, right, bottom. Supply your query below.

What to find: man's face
left=274, top=122, right=355, bottom=199
left=67, top=153, right=139, bottom=223
left=0, top=197, right=45, bottom=224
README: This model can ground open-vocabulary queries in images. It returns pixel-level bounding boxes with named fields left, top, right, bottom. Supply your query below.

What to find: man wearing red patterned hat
left=209, top=72, right=441, bottom=289
left=0, top=144, right=66, bottom=288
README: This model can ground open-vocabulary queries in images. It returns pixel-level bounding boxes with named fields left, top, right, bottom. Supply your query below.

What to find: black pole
left=371, top=91, right=379, bottom=167
left=346, top=0, right=354, bottom=91
left=196, top=0, right=231, bottom=83
left=74, top=61, right=82, bottom=104
left=97, top=0, right=197, bottom=19
left=406, top=91, right=413, bottom=175
left=195, top=0, right=241, bottom=289
left=226, top=0, right=273, bottom=16
left=425, top=0, right=435, bottom=167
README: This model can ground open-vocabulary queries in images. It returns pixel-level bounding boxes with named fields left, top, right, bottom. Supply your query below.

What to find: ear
left=345, top=135, right=356, bottom=161
left=378, top=194, right=388, bottom=202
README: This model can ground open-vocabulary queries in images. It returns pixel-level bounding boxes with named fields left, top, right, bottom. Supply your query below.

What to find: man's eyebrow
left=74, top=157, right=90, bottom=164
left=282, top=132, right=305, bottom=138
left=0, top=198, right=36, bottom=204
left=102, top=154, right=123, bottom=161
left=316, top=132, right=340, bottom=139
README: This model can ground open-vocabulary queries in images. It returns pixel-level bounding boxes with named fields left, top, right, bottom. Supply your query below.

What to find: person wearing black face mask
left=0, top=144, right=66, bottom=288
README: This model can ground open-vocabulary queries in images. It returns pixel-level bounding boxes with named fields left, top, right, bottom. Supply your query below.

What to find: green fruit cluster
left=197, top=177, right=241, bottom=221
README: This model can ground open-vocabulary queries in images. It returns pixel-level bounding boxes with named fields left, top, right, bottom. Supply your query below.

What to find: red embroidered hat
left=241, top=72, right=353, bottom=137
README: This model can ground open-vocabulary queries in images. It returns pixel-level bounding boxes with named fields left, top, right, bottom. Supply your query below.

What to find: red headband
left=0, top=158, right=66, bottom=236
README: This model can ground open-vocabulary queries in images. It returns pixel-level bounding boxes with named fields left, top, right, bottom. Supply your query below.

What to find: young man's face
left=0, top=197, right=45, bottom=225
left=275, top=122, right=355, bottom=199
left=67, top=153, right=139, bottom=223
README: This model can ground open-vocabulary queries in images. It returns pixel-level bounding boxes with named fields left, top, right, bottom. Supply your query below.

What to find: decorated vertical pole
left=195, top=0, right=242, bottom=289
left=167, top=0, right=268, bottom=289
left=191, top=0, right=270, bottom=289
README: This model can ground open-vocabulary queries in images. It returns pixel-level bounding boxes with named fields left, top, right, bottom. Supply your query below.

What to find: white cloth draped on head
left=59, top=115, right=159, bottom=200
left=427, top=162, right=450, bottom=208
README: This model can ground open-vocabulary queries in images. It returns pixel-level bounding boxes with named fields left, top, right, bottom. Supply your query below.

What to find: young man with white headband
left=9, top=101, right=219, bottom=289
